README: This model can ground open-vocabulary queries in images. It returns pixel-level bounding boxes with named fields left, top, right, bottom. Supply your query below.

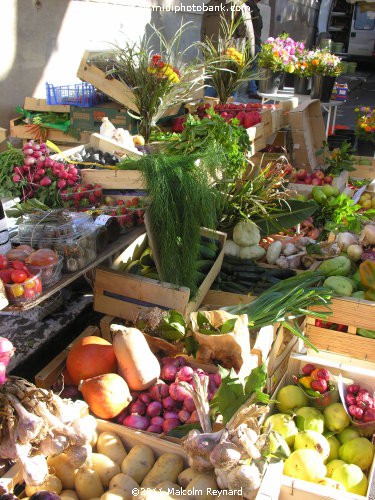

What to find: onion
left=150, top=416, right=164, bottom=426
left=162, top=419, right=180, bottom=433
left=162, top=396, right=177, bottom=411
left=0, top=362, right=6, bottom=384
left=163, top=411, right=179, bottom=420
left=26, top=249, right=59, bottom=267
left=337, top=232, right=357, bottom=251
left=347, top=244, right=363, bottom=262
left=6, top=248, right=31, bottom=262
left=122, top=415, right=149, bottom=431
left=0, top=338, right=15, bottom=365
left=187, top=410, right=199, bottom=423
left=169, top=382, right=191, bottom=402
left=146, top=401, right=162, bottom=418
left=160, top=363, right=178, bottom=382
left=115, top=408, right=128, bottom=424
left=129, top=400, right=146, bottom=415
left=147, top=425, right=162, bottom=434
left=29, top=493, right=61, bottom=500
left=60, top=385, right=80, bottom=400
left=138, top=393, right=151, bottom=404
left=183, top=397, right=196, bottom=413
left=176, top=366, right=194, bottom=382
left=178, top=409, right=191, bottom=423
left=149, top=382, right=169, bottom=402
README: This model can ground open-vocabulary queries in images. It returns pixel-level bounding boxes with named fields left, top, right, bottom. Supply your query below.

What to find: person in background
left=246, top=0, right=263, bottom=98
left=201, top=0, right=255, bottom=97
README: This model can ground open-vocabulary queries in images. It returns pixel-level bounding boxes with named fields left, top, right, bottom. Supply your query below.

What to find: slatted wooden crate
left=0, top=127, right=8, bottom=152
left=306, top=297, right=375, bottom=362
left=351, top=156, right=375, bottom=181
left=24, top=96, right=70, bottom=113
left=9, top=117, right=90, bottom=145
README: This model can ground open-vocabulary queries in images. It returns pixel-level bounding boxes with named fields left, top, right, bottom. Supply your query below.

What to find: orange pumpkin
left=79, top=373, right=131, bottom=419
left=66, top=336, right=117, bottom=385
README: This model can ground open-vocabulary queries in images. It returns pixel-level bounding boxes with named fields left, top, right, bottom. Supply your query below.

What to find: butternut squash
left=111, top=325, right=160, bottom=391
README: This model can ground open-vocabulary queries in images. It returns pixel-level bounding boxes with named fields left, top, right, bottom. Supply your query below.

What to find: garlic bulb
left=210, top=442, right=241, bottom=469
left=65, top=444, right=91, bottom=469
left=20, top=454, right=49, bottom=486
left=227, top=464, right=261, bottom=499
left=40, top=433, right=69, bottom=457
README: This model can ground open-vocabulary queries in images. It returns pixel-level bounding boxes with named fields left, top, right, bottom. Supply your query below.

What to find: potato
left=178, top=467, right=199, bottom=488
left=97, top=432, right=127, bottom=466
left=91, top=452, right=121, bottom=487
left=156, top=481, right=180, bottom=492
left=75, top=466, right=104, bottom=500
left=91, top=430, right=99, bottom=448
left=60, top=490, right=79, bottom=500
left=109, top=473, right=139, bottom=494
left=141, top=453, right=184, bottom=488
left=25, top=474, right=62, bottom=496
left=101, top=488, right=132, bottom=500
left=186, top=474, right=218, bottom=499
left=121, top=445, right=155, bottom=483
left=48, top=453, right=77, bottom=489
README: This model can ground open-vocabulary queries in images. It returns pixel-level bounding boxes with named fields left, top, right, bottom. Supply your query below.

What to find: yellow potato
left=109, top=473, right=139, bottom=494
left=97, top=432, right=127, bottom=466
left=100, top=488, right=132, bottom=500
left=141, top=453, right=184, bottom=488
left=156, top=481, right=180, bottom=492
left=186, top=474, right=218, bottom=499
left=75, top=466, right=104, bottom=500
left=25, top=474, right=62, bottom=497
left=60, top=490, right=79, bottom=500
left=48, top=453, right=77, bottom=489
left=178, top=467, right=199, bottom=488
left=90, top=452, right=121, bottom=487
left=121, top=445, right=155, bottom=483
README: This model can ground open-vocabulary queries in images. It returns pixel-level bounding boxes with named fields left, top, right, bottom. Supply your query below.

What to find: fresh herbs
left=210, top=364, right=269, bottom=425
left=316, top=140, right=356, bottom=176
left=139, top=152, right=221, bottom=293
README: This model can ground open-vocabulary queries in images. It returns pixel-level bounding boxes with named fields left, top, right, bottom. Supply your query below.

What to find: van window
left=354, top=4, right=375, bottom=31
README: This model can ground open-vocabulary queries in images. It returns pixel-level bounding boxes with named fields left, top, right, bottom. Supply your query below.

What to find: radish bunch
left=11, top=140, right=80, bottom=207
left=117, top=356, right=221, bottom=434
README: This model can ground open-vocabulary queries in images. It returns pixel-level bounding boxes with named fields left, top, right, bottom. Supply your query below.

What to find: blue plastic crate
left=46, top=82, right=106, bottom=108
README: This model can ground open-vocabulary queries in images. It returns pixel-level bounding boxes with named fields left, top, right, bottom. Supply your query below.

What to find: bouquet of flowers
left=294, top=50, right=313, bottom=78
left=258, top=34, right=305, bottom=73
left=306, top=49, right=343, bottom=77
left=355, top=106, right=375, bottom=144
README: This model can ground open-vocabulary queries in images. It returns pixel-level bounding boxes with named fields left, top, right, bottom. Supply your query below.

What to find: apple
left=317, top=369, right=330, bottom=381
left=314, top=170, right=325, bottom=180
left=297, top=169, right=308, bottom=181
left=304, top=175, right=313, bottom=184
left=311, top=379, right=328, bottom=393
left=312, top=178, right=322, bottom=186
left=324, top=175, right=333, bottom=184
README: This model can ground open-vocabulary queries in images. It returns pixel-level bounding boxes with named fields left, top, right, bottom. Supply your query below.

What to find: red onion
left=175, top=356, right=187, bottom=367
left=139, top=393, right=152, bottom=404
left=115, top=408, right=129, bottom=424
left=147, top=425, right=162, bottom=434
left=163, top=411, right=179, bottom=420
left=150, top=416, right=164, bottom=426
left=187, top=410, right=199, bottom=423
left=129, top=400, right=146, bottom=415
left=183, top=397, right=195, bottom=413
left=0, top=362, right=6, bottom=385
left=169, top=382, right=191, bottom=402
left=176, top=366, right=194, bottom=382
left=178, top=409, right=190, bottom=423
left=149, top=382, right=169, bottom=401
left=60, top=385, right=80, bottom=400
left=162, top=418, right=180, bottom=433
left=122, top=415, right=149, bottom=430
left=160, top=356, right=186, bottom=368
left=162, top=396, right=177, bottom=411
left=146, top=401, right=163, bottom=418
left=160, top=363, right=178, bottom=382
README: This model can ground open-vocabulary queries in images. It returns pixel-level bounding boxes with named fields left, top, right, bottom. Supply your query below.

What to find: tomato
left=32, top=276, right=42, bottom=293
left=24, top=288, right=35, bottom=300
left=11, top=270, right=28, bottom=283
left=11, top=260, right=29, bottom=272
left=0, top=269, right=13, bottom=284
left=0, top=255, right=9, bottom=270
left=10, top=284, right=24, bottom=298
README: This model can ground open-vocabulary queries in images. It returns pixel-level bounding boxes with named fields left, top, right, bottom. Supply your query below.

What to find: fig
left=339, top=437, right=375, bottom=471
left=293, top=430, right=330, bottom=462
left=295, top=407, right=324, bottom=433
left=264, top=414, right=298, bottom=446
left=283, top=449, right=326, bottom=482
left=323, top=403, right=350, bottom=433
left=276, top=385, right=309, bottom=414
left=332, top=464, right=368, bottom=495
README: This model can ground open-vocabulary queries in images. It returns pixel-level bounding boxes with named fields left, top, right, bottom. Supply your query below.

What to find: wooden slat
left=34, top=325, right=101, bottom=388
left=24, top=97, right=70, bottom=113
left=9, top=117, right=90, bottom=144
left=202, top=289, right=255, bottom=307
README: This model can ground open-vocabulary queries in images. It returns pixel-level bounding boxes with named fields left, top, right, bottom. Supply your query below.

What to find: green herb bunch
left=316, top=140, right=356, bottom=176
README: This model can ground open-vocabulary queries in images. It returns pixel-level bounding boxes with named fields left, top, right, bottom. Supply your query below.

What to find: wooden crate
left=270, top=352, right=375, bottom=500
left=271, top=108, right=282, bottom=133
left=351, top=156, right=375, bottom=181
left=288, top=170, right=348, bottom=197
left=279, top=97, right=299, bottom=126
left=24, top=97, right=70, bottom=113
left=94, top=229, right=226, bottom=322
left=247, top=123, right=267, bottom=155
left=9, top=117, right=90, bottom=145
left=305, top=297, right=375, bottom=362
left=34, top=325, right=110, bottom=389
left=0, top=127, right=8, bottom=152
left=260, top=109, right=273, bottom=138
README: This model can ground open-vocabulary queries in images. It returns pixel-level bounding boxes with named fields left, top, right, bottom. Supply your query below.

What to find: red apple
left=302, top=364, right=316, bottom=376
left=297, top=169, right=307, bottom=181
left=304, top=175, right=312, bottom=184
left=311, top=378, right=328, bottom=393
left=324, top=175, right=333, bottom=184
left=311, top=178, right=322, bottom=186
left=313, top=170, right=325, bottom=180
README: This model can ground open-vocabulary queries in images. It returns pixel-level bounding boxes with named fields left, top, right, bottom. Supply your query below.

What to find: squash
left=79, top=373, right=131, bottom=419
left=66, top=336, right=117, bottom=385
left=111, top=325, right=160, bottom=391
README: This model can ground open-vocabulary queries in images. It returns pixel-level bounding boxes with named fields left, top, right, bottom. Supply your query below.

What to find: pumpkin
left=111, top=325, right=160, bottom=391
left=79, top=373, right=131, bottom=419
left=66, top=336, right=117, bottom=385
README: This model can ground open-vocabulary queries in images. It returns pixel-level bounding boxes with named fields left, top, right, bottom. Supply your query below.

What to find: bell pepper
left=359, top=260, right=375, bottom=290
left=299, top=376, right=313, bottom=389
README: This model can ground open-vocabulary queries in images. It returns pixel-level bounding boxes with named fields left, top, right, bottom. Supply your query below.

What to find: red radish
left=44, top=158, right=54, bottom=168
left=163, top=411, right=179, bottom=420
left=122, top=415, right=149, bottom=430
left=176, top=366, right=194, bottom=382
left=13, top=167, right=24, bottom=175
left=183, top=397, right=196, bottom=413
left=129, top=399, right=146, bottom=415
left=40, top=176, right=52, bottom=187
left=32, top=144, right=40, bottom=151
left=162, top=418, right=180, bottom=433
left=169, top=382, right=191, bottom=402
left=178, top=409, right=190, bottom=423
left=147, top=425, right=162, bottom=433
left=24, top=157, right=36, bottom=166
left=149, top=382, right=169, bottom=401
left=57, top=180, right=66, bottom=189
left=146, top=401, right=163, bottom=417
left=162, top=396, right=177, bottom=411
left=150, top=416, right=164, bottom=427
left=12, top=175, right=21, bottom=183
left=160, top=363, right=178, bottom=382
left=139, top=393, right=152, bottom=404
left=348, top=405, right=363, bottom=420
left=23, top=148, right=34, bottom=156
left=33, top=151, right=42, bottom=158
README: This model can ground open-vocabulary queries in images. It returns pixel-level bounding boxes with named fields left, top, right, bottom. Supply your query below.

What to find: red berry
left=302, top=363, right=316, bottom=376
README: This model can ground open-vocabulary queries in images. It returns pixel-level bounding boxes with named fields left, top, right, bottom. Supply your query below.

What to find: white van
left=317, top=0, right=375, bottom=61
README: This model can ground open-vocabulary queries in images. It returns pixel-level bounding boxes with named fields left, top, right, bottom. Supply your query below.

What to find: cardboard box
left=70, top=101, right=139, bottom=133
left=289, top=100, right=326, bottom=170
left=94, top=229, right=226, bottom=321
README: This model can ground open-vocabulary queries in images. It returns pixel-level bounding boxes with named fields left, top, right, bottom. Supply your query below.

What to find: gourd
left=66, top=336, right=117, bottom=385
left=111, top=325, right=160, bottom=391
left=79, top=374, right=131, bottom=419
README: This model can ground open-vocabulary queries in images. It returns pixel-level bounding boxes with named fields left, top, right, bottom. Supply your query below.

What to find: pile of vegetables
left=0, top=338, right=97, bottom=491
